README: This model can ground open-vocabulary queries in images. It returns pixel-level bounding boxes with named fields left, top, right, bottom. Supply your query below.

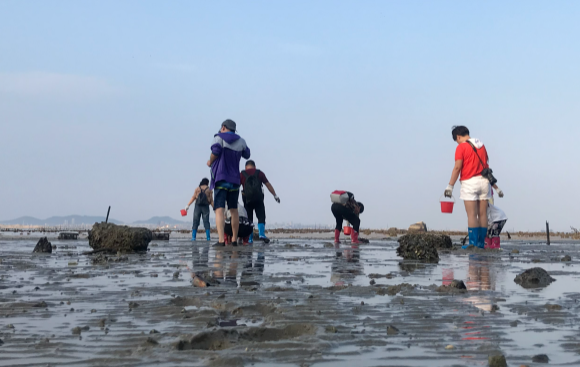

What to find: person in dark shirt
left=240, top=160, right=280, bottom=243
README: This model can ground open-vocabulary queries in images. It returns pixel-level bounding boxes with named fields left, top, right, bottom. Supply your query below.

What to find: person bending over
left=331, top=191, right=364, bottom=244
left=224, top=203, right=255, bottom=246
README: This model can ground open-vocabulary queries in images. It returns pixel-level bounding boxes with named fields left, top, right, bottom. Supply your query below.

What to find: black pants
left=331, top=203, right=360, bottom=232
left=244, top=198, right=266, bottom=224
left=225, top=222, right=254, bottom=238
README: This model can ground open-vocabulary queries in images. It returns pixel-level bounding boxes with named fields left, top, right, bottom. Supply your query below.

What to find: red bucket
left=440, top=196, right=455, bottom=214
left=343, top=226, right=352, bottom=235
left=180, top=209, right=187, bottom=217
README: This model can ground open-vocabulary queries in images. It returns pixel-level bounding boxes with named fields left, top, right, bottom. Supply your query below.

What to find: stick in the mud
left=546, top=221, right=550, bottom=245
left=106, top=206, right=111, bottom=223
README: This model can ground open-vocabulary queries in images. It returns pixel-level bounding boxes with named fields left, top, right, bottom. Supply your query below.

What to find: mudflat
left=1, top=237, right=579, bottom=366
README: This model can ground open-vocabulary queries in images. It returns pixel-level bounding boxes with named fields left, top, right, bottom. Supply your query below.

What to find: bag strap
left=466, top=141, right=487, bottom=170
left=242, top=170, right=249, bottom=179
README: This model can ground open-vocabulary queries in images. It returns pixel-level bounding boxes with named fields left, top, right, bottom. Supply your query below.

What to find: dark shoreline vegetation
left=2, top=226, right=580, bottom=240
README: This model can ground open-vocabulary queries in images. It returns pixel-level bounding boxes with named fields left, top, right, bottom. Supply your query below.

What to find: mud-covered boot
left=484, top=237, right=492, bottom=249
left=351, top=230, right=360, bottom=244
left=334, top=229, right=341, bottom=244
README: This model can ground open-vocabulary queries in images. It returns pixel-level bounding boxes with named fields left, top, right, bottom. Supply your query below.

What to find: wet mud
left=2, top=237, right=580, bottom=366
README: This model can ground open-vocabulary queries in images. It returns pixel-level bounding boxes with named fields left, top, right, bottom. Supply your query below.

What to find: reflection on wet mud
left=2, top=238, right=580, bottom=366
left=331, top=244, right=363, bottom=285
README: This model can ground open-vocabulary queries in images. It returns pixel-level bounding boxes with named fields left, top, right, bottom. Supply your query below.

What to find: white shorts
left=460, top=175, right=491, bottom=201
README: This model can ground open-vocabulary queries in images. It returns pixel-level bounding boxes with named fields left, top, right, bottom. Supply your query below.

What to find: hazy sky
left=1, top=1, right=579, bottom=231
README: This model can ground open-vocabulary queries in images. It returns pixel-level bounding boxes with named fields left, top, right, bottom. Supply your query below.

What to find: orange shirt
left=455, top=142, right=488, bottom=181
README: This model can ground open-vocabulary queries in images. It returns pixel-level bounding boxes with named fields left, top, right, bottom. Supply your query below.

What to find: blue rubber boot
left=205, top=229, right=211, bottom=241
left=249, top=233, right=254, bottom=244
left=477, top=227, right=487, bottom=249
left=463, top=228, right=477, bottom=249
left=258, top=223, right=270, bottom=243
left=191, top=231, right=197, bottom=241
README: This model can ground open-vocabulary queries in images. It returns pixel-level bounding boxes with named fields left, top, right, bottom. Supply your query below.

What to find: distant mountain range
left=0, top=215, right=190, bottom=226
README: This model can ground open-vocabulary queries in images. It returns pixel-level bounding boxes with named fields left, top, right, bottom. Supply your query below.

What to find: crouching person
left=330, top=191, right=364, bottom=244
left=224, top=203, right=255, bottom=246
left=486, top=188, right=507, bottom=249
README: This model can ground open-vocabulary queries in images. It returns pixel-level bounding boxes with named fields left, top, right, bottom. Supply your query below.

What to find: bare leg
left=464, top=201, right=480, bottom=228
left=215, top=208, right=225, bottom=243
left=478, top=200, right=488, bottom=228
left=230, top=209, right=239, bottom=243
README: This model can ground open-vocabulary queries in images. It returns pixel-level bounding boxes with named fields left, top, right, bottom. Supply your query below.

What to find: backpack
left=196, top=186, right=210, bottom=206
left=242, top=170, right=264, bottom=204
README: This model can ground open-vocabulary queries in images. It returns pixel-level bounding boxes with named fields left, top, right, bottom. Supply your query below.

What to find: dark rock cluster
left=88, top=222, right=152, bottom=253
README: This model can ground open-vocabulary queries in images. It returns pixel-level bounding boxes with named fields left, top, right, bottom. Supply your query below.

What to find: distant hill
left=0, top=215, right=123, bottom=226
left=132, top=216, right=188, bottom=225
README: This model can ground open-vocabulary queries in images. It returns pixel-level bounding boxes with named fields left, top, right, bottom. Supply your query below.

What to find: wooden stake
left=546, top=221, right=550, bottom=245
left=106, top=206, right=111, bottom=223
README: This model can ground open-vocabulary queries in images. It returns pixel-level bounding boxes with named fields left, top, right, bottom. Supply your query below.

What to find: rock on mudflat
left=408, top=221, right=428, bottom=232
left=396, top=233, right=451, bottom=262
left=561, top=255, right=572, bottom=262
left=488, top=354, right=507, bottom=367
left=88, top=222, right=152, bottom=252
left=33, top=237, right=52, bottom=253
left=514, top=267, right=555, bottom=289
left=532, top=354, right=549, bottom=363
left=436, top=280, right=467, bottom=293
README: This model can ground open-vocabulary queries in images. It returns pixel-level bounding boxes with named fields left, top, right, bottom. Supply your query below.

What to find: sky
left=1, top=1, right=579, bottom=232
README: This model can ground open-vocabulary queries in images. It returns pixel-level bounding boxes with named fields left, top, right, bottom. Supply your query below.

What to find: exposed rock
left=91, top=253, right=129, bottom=265
left=514, top=267, right=555, bottom=289
left=561, top=255, right=572, bottom=262
left=376, top=283, right=415, bottom=296
left=436, top=280, right=467, bottom=294
left=396, top=233, right=449, bottom=262
left=386, top=325, right=399, bottom=335
left=88, top=222, right=152, bottom=253
left=488, top=354, right=507, bottom=367
left=71, top=327, right=82, bottom=335
left=544, top=304, right=562, bottom=311
left=32, top=301, right=48, bottom=308
left=511, top=249, right=520, bottom=254
left=368, top=273, right=395, bottom=279
left=32, top=237, right=52, bottom=254
left=325, top=325, right=338, bottom=333
left=151, top=232, right=170, bottom=241
left=408, top=221, right=427, bottom=232
left=532, top=354, right=549, bottom=363
left=146, top=337, right=158, bottom=345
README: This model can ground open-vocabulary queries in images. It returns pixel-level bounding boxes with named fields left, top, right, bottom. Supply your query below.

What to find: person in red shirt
left=240, top=160, right=280, bottom=243
left=444, top=126, right=503, bottom=249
